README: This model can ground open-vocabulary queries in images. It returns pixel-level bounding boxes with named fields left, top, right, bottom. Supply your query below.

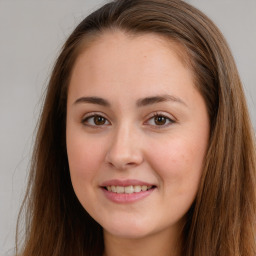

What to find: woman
left=16, top=0, right=256, bottom=255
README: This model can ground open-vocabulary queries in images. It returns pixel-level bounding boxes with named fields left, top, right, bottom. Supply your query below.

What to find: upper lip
left=100, top=179, right=155, bottom=187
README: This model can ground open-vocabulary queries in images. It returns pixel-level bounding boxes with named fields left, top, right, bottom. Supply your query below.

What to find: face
left=66, top=31, right=209, bottom=240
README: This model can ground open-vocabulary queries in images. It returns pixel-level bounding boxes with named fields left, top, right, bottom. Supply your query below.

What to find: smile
left=100, top=180, right=156, bottom=203
left=105, top=185, right=153, bottom=194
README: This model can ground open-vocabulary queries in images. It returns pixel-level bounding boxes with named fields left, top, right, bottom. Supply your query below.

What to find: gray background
left=0, top=1, right=255, bottom=255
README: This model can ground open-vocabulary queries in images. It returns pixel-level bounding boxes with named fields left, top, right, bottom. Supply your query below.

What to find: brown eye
left=154, top=115, right=167, bottom=125
left=94, top=115, right=106, bottom=125
left=145, top=113, right=174, bottom=128
left=82, top=114, right=110, bottom=127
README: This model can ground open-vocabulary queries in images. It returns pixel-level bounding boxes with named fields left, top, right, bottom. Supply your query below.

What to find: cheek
left=147, top=135, right=207, bottom=193
left=66, top=130, right=105, bottom=187
left=66, top=132, right=108, bottom=213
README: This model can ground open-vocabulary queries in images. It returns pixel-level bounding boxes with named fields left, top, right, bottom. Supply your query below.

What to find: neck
left=103, top=227, right=182, bottom=256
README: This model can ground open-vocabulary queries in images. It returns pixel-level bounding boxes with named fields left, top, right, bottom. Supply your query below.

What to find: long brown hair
left=16, top=0, right=256, bottom=255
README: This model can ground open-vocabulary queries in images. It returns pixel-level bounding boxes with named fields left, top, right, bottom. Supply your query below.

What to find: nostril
left=105, top=140, right=144, bottom=169
left=127, top=162, right=137, bottom=166
left=106, top=157, right=141, bottom=170
left=108, top=162, right=115, bottom=167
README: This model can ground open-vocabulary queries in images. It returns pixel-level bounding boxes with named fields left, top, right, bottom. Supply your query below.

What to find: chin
left=102, top=219, right=156, bottom=239
left=105, top=228, right=152, bottom=239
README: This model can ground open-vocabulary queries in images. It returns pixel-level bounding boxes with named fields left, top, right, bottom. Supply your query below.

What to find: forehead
left=73, top=29, right=192, bottom=73
left=67, top=30, right=198, bottom=110
left=70, top=31, right=191, bottom=87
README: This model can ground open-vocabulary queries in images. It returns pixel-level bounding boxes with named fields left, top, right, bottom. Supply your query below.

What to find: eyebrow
left=73, top=94, right=187, bottom=107
left=136, top=94, right=187, bottom=107
left=73, top=96, right=110, bottom=107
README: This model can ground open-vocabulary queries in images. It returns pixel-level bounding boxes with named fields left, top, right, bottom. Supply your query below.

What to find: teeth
left=116, top=186, right=125, bottom=193
left=106, top=185, right=153, bottom=194
left=125, top=185, right=134, bottom=194
left=111, top=185, right=116, bottom=192
left=142, top=185, right=147, bottom=191
left=134, top=185, right=142, bottom=192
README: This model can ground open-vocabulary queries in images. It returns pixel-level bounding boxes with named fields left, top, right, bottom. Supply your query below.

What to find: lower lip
left=101, top=188, right=155, bottom=203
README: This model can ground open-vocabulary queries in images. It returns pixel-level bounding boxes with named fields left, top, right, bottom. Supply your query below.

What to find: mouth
left=103, top=185, right=156, bottom=194
left=100, top=180, right=156, bottom=203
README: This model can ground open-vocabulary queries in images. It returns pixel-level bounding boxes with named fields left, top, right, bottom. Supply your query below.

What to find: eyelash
left=81, top=112, right=110, bottom=128
left=81, top=112, right=175, bottom=128
left=145, top=112, right=175, bottom=128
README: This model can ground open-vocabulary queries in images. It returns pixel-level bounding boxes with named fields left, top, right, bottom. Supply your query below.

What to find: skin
left=66, top=31, right=210, bottom=256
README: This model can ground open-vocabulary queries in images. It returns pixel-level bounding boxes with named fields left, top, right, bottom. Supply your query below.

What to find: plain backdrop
left=0, top=0, right=255, bottom=255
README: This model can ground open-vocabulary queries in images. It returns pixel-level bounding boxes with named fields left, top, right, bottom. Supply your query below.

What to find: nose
left=105, top=124, right=144, bottom=170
